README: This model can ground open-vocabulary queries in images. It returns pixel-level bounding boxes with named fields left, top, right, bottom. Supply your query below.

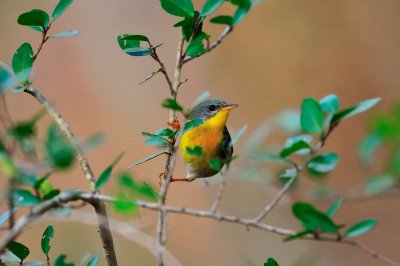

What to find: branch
left=150, top=44, right=174, bottom=95
left=182, top=26, right=233, bottom=65
left=209, top=175, right=227, bottom=214
left=23, top=85, right=118, bottom=266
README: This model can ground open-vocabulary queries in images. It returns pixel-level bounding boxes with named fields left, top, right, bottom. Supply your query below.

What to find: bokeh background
left=1, top=0, right=400, bottom=265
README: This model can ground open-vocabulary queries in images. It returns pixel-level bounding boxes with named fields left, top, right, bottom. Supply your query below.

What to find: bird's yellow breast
left=179, top=110, right=230, bottom=176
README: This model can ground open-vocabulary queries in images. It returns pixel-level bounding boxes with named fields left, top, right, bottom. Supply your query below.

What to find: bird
left=174, top=98, right=238, bottom=182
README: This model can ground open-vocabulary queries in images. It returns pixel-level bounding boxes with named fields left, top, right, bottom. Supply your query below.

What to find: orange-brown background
left=0, top=0, right=399, bottom=265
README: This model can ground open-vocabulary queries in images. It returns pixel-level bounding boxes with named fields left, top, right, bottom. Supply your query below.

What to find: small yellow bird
left=175, top=98, right=238, bottom=182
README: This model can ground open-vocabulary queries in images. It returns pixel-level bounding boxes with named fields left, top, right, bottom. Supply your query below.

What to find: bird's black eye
left=208, top=105, right=216, bottom=111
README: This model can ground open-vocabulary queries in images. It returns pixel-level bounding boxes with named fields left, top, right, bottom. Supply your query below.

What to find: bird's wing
left=221, top=126, right=233, bottom=166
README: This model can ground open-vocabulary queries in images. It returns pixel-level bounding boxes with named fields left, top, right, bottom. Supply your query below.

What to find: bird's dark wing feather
left=221, top=126, right=233, bottom=164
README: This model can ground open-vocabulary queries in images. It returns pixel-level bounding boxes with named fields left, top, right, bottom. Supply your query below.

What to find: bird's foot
left=159, top=171, right=190, bottom=187
left=167, top=119, right=181, bottom=131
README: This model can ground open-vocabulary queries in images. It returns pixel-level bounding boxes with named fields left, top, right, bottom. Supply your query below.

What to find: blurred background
left=1, top=0, right=400, bottom=265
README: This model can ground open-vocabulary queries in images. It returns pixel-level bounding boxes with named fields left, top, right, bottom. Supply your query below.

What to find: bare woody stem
left=156, top=36, right=185, bottom=266
left=23, top=85, right=118, bottom=266
left=1, top=191, right=398, bottom=266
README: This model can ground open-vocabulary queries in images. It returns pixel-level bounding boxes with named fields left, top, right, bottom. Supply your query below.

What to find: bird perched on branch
left=173, top=98, right=238, bottom=182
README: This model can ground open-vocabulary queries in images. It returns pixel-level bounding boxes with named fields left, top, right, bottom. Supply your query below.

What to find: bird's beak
left=222, top=103, right=239, bottom=111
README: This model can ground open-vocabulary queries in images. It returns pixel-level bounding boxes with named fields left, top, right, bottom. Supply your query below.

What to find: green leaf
left=12, top=189, right=40, bottom=207
left=210, top=15, right=234, bottom=25
left=117, top=172, right=158, bottom=200
left=8, top=121, right=36, bottom=140
left=0, top=209, right=16, bottom=225
left=186, top=36, right=206, bottom=57
left=113, top=195, right=138, bottom=214
left=123, top=47, right=153, bottom=56
left=364, top=174, right=396, bottom=196
left=141, top=132, right=171, bottom=149
left=12, top=43, right=34, bottom=83
left=174, top=18, right=195, bottom=27
left=18, top=9, right=50, bottom=29
left=86, top=254, right=99, bottom=266
left=52, top=0, right=74, bottom=21
left=53, top=254, right=74, bottom=266
left=283, top=230, right=313, bottom=242
left=139, top=68, right=162, bottom=85
left=0, top=153, right=17, bottom=176
left=344, top=219, right=377, bottom=238
left=41, top=225, right=54, bottom=255
left=279, top=168, right=298, bottom=189
left=42, top=189, right=60, bottom=200
left=37, top=179, right=54, bottom=198
left=95, top=166, right=112, bottom=190
left=264, top=257, right=279, bottom=266
left=331, top=98, right=381, bottom=125
left=119, top=34, right=149, bottom=42
left=358, top=134, right=381, bottom=165
left=45, top=124, right=74, bottom=169
left=160, top=0, right=195, bottom=17
left=155, top=128, right=174, bottom=137
left=184, top=117, right=204, bottom=132
left=0, top=61, right=17, bottom=91
left=118, top=34, right=139, bottom=50
left=128, top=152, right=166, bottom=168
left=307, top=153, right=339, bottom=175
left=233, top=1, right=251, bottom=25
left=186, top=146, right=203, bottom=156
left=301, top=98, right=324, bottom=134
left=201, top=0, right=225, bottom=17
left=9, top=242, right=30, bottom=262
left=48, top=30, right=80, bottom=38
left=320, top=94, right=339, bottom=114
left=326, top=198, right=343, bottom=217
left=292, top=202, right=338, bottom=233
left=162, top=98, right=184, bottom=111
left=280, top=140, right=311, bottom=158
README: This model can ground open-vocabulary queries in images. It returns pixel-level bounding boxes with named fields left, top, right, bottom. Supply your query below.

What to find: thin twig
left=209, top=175, right=227, bottom=214
left=182, top=26, right=233, bottom=64
left=23, top=85, right=118, bottom=266
left=150, top=43, right=174, bottom=95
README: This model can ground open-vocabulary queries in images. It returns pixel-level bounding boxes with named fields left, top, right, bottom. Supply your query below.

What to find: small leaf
left=95, top=166, right=112, bottom=190
left=186, top=36, right=206, bottom=57
left=42, top=189, right=60, bottom=200
left=162, top=98, right=184, bottom=111
left=155, top=128, right=174, bottom=137
left=52, top=0, right=74, bottom=21
left=307, top=153, right=339, bottom=175
left=344, top=219, right=377, bottom=238
left=141, top=132, right=171, bottom=149
left=326, top=198, right=344, bottom=217
left=284, top=135, right=313, bottom=154
left=128, top=152, right=166, bottom=168
left=18, top=9, right=50, bottom=29
left=364, top=174, right=396, bottom=196
left=264, top=257, right=280, bottom=266
left=113, top=195, right=138, bottom=214
left=41, top=225, right=54, bottom=255
left=0, top=61, right=17, bottom=91
left=0, top=209, right=16, bottom=225
left=186, top=146, right=203, bottom=156
left=86, top=254, right=99, bottom=266
left=48, top=30, right=80, bottom=38
left=139, top=68, right=162, bottom=85
left=9, top=242, right=30, bottom=262
left=201, top=0, right=225, bottom=17
left=12, top=43, right=34, bottom=83
left=358, top=134, right=381, bottom=165
left=292, top=202, right=338, bottom=233
left=45, top=124, right=74, bottom=169
left=117, top=34, right=140, bottom=49
left=283, top=230, right=313, bottom=242
left=233, top=1, right=251, bottom=25
left=331, top=98, right=381, bottom=125
left=280, top=140, right=311, bottom=158
left=183, top=117, right=204, bottom=132
left=320, top=94, right=339, bottom=114
left=12, top=189, right=40, bottom=207
left=210, top=15, right=234, bottom=25
left=301, top=98, right=324, bottom=134
left=53, top=254, right=74, bottom=266
left=123, top=47, right=153, bottom=57
left=160, top=0, right=195, bottom=17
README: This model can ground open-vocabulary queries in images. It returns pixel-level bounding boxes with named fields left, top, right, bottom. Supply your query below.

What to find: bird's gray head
left=189, top=98, right=238, bottom=120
